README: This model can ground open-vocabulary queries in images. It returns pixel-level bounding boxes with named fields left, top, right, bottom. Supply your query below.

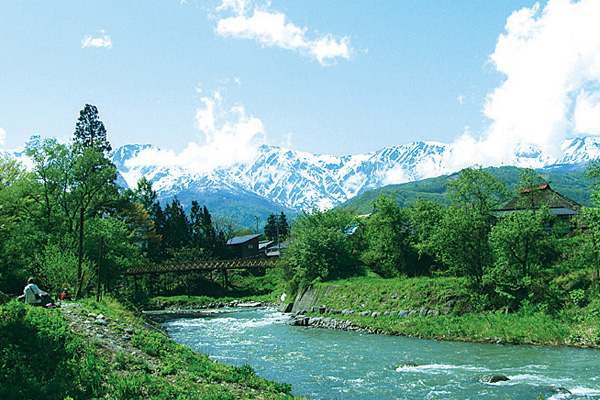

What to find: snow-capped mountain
left=111, top=137, right=600, bottom=212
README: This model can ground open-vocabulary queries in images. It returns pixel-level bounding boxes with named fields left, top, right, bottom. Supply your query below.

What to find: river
left=163, top=307, right=600, bottom=399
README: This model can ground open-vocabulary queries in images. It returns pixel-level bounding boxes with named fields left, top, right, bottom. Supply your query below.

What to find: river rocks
left=419, top=307, right=429, bottom=318
left=237, top=301, right=263, bottom=308
left=479, top=374, right=510, bottom=383
left=539, top=386, right=571, bottom=395
left=289, top=316, right=310, bottom=326
left=287, top=314, right=371, bottom=333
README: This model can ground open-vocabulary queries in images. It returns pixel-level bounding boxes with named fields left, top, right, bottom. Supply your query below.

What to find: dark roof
left=499, top=183, right=581, bottom=213
left=227, top=233, right=262, bottom=246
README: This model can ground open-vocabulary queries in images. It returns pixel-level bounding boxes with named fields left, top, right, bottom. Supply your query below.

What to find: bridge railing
left=124, top=258, right=278, bottom=276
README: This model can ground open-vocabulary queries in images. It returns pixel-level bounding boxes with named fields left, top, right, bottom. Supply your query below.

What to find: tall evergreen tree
left=73, top=104, right=111, bottom=154
left=264, top=212, right=289, bottom=243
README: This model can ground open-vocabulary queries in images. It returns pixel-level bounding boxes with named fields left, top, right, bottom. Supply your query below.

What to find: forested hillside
left=340, top=166, right=595, bottom=214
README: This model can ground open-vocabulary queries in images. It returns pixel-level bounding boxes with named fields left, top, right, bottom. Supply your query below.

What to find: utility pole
left=255, top=215, right=260, bottom=233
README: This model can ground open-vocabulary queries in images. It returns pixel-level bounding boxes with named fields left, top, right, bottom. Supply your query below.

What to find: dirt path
left=59, top=302, right=165, bottom=371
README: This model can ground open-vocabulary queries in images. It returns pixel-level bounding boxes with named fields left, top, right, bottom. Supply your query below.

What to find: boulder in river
left=479, top=374, right=510, bottom=383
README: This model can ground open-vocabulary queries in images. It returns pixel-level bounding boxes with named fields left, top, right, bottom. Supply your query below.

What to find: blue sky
left=2, top=0, right=600, bottom=172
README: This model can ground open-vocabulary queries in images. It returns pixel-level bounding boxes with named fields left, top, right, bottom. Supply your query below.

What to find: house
left=259, top=240, right=274, bottom=257
left=494, top=182, right=581, bottom=229
left=226, top=233, right=262, bottom=259
left=265, top=241, right=288, bottom=258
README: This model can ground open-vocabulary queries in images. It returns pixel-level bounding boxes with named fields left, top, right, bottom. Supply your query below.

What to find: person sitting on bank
left=23, top=277, right=42, bottom=306
left=60, top=287, right=71, bottom=301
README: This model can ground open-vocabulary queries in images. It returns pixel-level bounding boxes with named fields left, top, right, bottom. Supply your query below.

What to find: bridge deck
left=125, top=258, right=278, bottom=276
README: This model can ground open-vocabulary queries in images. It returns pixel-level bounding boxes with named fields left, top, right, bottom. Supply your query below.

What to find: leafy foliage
left=340, top=166, right=593, bottom=214
left=283, top=208, right=361, bottom=292
left=360, top=194, right=423, bottom=277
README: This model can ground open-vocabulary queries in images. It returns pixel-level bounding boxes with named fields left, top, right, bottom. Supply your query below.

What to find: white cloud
left=81, top=30, right=112, bottom=49
left=381, top=165, right=410, bottom=186
left=451, top=0, right=600, bottom=169
left=215, top=0, right=352, bottom=65
left=126, top=91, right=266, bottom=175
left=0, top=128, right=5, bottom=146
left=574, top=91, right=600, bottom=135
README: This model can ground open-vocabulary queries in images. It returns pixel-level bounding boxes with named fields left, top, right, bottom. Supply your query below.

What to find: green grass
left=309, top=276, right=600, bottom=348
left=314, top=276, right=473, bottom=313
left=1, top=298, right=297, bottom=400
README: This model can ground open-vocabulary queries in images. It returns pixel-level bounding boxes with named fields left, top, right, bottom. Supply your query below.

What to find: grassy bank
left=0, top=298, right=296, bottom=400
left=307, top=276, right=600, bottom=348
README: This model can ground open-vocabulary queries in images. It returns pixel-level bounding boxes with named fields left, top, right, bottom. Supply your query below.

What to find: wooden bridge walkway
left=124, top=258, right=278, bottom=276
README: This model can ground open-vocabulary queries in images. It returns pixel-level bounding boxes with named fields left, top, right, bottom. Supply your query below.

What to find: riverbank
left=0, top=298, right=296, bottom=399
left=284, top=276, right=600, bottom=349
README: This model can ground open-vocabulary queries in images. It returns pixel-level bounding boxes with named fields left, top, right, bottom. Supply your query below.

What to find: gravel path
left=59, top=302, right=165, bottom=371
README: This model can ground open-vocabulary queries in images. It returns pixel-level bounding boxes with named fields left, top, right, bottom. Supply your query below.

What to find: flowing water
left=163, top=307, right=600, bottom=399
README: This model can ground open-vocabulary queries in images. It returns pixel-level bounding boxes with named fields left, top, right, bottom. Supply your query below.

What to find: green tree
left=407, top=197, right=445, bottom=271
left=0, top=157, right=43, bottom=292
left=264, top=212, right=289, bottom=243
left=120, top=177, right=161, bottom=259
left=25, top=106, right=119, bottom=290
left=73, top=103, right=111, bottom=154
left=488, top=208, right=558, bottom=309
left=160, top=197, right=191, bottom=256
left=83, top=216, right=143, bottom=294
left=445, top=165, right=509, bottom=214
left=580, top=159, right=600, bottom=286
left=427, top=167, right=508, bottom=284
left=25, top=137, right=74, bottom=234
left=190, top=201, right=227, bottom=259
left=283, top=208, right=361, bottom=293
left=360, top=194, right=421, bottom=278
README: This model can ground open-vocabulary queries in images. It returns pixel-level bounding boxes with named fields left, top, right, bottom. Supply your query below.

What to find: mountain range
left=5, top=137, right=600, bottom=228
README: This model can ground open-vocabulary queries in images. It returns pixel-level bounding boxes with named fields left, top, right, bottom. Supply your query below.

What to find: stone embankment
left=285, top=302, right=455, bottom=333
left=145, top=300, right=266, bottom=323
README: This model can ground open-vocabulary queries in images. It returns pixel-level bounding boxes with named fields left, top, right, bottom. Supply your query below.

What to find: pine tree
left=73, top=104, right=111, bottom=154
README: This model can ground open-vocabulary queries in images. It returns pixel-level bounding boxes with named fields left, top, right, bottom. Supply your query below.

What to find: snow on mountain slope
left=5, top=137, right=600, bottom=211
left=110, top=137, right=600, bottom=211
